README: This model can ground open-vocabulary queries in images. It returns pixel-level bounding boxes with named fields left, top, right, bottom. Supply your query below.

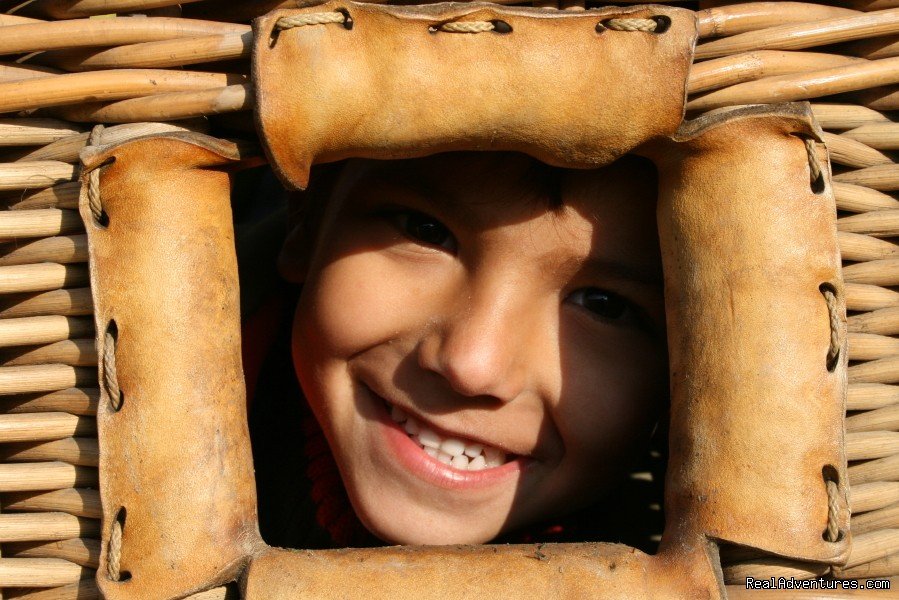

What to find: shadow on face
left=273, top=151, right=669, bottom=547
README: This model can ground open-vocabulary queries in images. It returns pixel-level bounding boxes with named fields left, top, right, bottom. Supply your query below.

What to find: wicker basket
left=1, top=0, right=898, bottom=597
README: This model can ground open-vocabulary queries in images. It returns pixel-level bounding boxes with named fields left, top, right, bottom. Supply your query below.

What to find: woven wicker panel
left=0, top=0, right=897, bottom=597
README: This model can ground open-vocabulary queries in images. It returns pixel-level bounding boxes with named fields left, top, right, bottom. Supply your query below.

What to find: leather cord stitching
left=603, top=17, right=660, bottom=32
left=804, top=137, right=825, bottom=193
left=436, top=21, right=497, bottom=33
left=275, top=11, right=347, bottom=29
left=274, top=12, right=664, bottom=34
left=822, top=286, right=841, bottom=372
left=107, top=515, right=123, bottom=581
left=824, top=478, right=842, bottom=543
left=103, top=326, right=122, bottom=411
left=87, top=124, right=105, bottom=224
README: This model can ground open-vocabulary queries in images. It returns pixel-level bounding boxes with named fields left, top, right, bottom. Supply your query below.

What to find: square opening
left=237, top=155, right=669, bottom=552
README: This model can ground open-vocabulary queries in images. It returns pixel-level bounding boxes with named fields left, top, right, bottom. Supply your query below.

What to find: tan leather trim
left=79, top=133, right=263, bottom=600
left=252, top=1, right=698, bottom=189
left=242, top=544, right=721, bottom=599
left=645, top=104, right=850, bottom=564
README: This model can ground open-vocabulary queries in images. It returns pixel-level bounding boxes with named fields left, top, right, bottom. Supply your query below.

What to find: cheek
left=294, top=245, right=453, bottom=363
left=296, top=253, right=412, bottom=359
left=555, top=328, right=668, bottom=467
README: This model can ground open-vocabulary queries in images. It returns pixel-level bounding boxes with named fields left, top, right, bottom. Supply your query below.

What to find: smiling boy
left=257, top=150, right=668, bottom=547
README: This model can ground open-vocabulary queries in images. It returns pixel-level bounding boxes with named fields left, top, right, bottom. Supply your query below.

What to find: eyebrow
left=361, top=167, right=442, bottom=201
left=354, top=166, right=663, bottom=288
left=579, top=256, right=664, bottom=288
left=352, top=168, right=491, bottom=225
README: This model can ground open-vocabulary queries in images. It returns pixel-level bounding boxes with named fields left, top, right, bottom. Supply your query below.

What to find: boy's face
left=286, top=153, right=667, bottom=545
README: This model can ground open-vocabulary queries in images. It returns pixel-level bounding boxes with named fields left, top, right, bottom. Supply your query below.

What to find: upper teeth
left=389, top=406, right=508, bottom=471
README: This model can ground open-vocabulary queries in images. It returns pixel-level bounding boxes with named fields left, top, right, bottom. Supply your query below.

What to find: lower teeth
left=387, top=403, right=507, bottom=471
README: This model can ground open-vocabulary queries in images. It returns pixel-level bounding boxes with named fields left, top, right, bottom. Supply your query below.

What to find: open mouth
left=385, top=402, right=514, bottom=472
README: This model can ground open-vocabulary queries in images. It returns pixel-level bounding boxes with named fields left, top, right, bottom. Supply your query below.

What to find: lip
left=365, top=385, right=528, bottom=491
left=361, top=376, right=534, bottom=458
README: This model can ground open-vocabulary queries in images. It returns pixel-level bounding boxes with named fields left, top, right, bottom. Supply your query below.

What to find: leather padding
left=645, top=104, right=850, bottom=564
left=252, top=1, right=698, bottom=189
left=79, top=133, right=263, bottom=600
left=242, top=543, right=722, bottom=599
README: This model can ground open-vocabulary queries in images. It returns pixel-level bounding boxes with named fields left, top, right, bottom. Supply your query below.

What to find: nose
left=417, top=281, right=539, bottom=403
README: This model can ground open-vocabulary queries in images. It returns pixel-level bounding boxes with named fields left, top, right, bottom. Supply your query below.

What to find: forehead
left=338, top=152, right=659, bottom=226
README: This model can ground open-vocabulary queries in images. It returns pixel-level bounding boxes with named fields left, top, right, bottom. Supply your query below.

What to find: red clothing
left=243, top=290, right=372, bottom=548
left=241, top=292, right=287, bottom=409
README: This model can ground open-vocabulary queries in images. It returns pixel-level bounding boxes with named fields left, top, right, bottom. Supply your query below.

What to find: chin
left=346, top=485, right=508, bottom=546
left=360, top=514, right=502, bottom=546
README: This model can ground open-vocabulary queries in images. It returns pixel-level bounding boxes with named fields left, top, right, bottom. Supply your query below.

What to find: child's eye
left=394, top=210, right=457, bottom=252
left=567, top=288, right=645, bottom=329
